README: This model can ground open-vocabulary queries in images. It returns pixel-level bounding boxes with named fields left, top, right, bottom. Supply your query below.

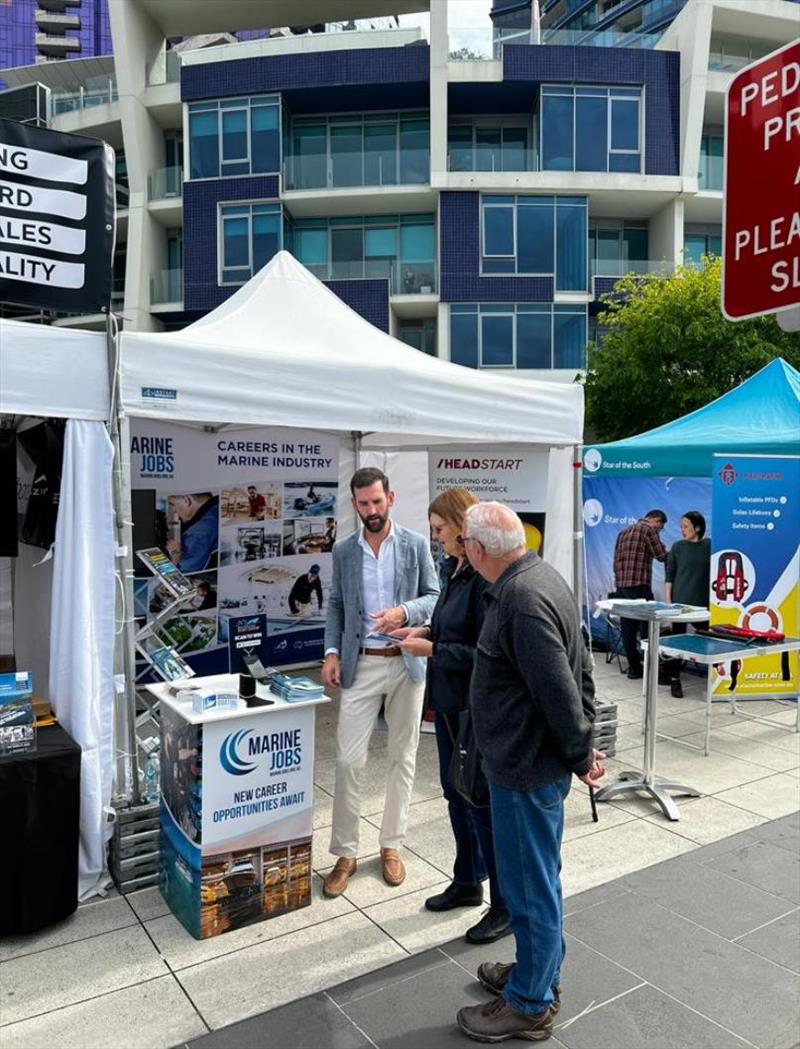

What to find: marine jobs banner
left=429, top=449, right=549, bottom=554
left=130, top=421, right=339, bottom=675
left=0, top=118, right=114, bottom=313
left=710, top=454, right=799, bottom=697
left=583, top=476, right=711, bottom=642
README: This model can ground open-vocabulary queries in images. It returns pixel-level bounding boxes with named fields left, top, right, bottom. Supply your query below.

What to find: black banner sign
left=0, top=118, right=114, bottom=313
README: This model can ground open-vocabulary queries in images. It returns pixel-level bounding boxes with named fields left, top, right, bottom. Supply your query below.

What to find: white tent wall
left=50, top=420, right=116, bottom=899
left=0, top=318, right=115, bottom=901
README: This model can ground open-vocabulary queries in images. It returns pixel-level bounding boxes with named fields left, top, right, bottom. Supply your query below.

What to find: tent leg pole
left=572, top=444, right=584, bottom=610
left=106, top=315, right=141, bottom=805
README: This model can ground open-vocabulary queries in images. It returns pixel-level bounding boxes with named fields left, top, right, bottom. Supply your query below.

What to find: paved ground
left=1, top=659, right=798, bottom=1048
left=182, top=813, right=800, bottom=1049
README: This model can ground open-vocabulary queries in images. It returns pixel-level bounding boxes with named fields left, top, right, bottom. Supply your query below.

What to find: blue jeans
left=490, top=775, right=571, bottom=1016
left=434, top=711, right=506, bottom=912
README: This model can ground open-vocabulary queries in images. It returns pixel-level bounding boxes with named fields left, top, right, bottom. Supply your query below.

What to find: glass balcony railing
left=448, top=25, right=660, bottom=59
left=148, top=166, right=183, bottom=201
left=151, top=268, right=183, bottom=305
left=541, top=27, right=661, bottom=48
left=708, top=52, right=753, bottom=73
left=283, top=149, right=430, bottom=191
left=698, top=155, right=723, bottom=191
left=448, top=148, right=538, bottom=173
left=298, top=259, right=436, bottom=295
left=590, top=259, right=675, bottom=278
left=146, top=48, right=181, bottom=87
left=51, top=76, right=118, bottom=116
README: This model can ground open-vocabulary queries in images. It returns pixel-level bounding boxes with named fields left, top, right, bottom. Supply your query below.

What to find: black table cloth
left=0, top=723, right=81, bottom=934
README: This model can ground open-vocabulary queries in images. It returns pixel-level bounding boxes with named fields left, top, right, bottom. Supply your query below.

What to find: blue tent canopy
left=583, top=358, right=800, bottom=478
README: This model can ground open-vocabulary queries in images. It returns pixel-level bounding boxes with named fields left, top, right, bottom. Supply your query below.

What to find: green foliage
left=583, top=258, right=800, bottom=442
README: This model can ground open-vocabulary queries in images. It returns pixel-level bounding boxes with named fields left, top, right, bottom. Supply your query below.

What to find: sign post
left=722, top=40, right=800, bottom=323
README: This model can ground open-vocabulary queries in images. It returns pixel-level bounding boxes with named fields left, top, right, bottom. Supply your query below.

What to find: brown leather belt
left=359, top=646, right=401, bottom=657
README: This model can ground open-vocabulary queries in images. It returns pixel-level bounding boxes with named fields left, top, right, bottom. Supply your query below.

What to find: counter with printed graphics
left=147, top=675, right=329, bottom=939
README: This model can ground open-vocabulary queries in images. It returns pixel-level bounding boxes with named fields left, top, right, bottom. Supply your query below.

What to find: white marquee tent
left=119, top=251, right=584, bottom=579
left=1, top=251, right=584, bottom=898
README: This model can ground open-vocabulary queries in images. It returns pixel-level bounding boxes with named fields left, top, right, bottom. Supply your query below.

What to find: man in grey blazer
left=321, top=467, right=440, bottom=896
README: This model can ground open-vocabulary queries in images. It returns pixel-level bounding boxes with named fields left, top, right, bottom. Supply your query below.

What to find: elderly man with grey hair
left=455, top=502, right=604, bottom=1044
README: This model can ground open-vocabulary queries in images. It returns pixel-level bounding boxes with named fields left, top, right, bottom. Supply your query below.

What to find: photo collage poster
left=130, top=421, right=339, bottom=679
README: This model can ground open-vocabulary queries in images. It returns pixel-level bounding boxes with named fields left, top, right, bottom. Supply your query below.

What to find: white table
left=594, top=602, right=708, bottom=821
left=658, top=634, right=800, bottom=740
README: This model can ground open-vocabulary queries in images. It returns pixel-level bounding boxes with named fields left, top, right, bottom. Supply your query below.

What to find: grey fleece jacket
left=470, top=551, right=596, bottom=791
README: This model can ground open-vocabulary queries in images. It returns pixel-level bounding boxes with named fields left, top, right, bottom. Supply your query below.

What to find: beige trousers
left=329, top=654, right=425, bottom=858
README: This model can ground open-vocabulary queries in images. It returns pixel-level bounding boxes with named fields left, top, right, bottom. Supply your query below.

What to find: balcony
left=590, top=259, right=674, bottom=278
left=35, top=32, right=81, bottom=58
left=145, top=49, right=181, bottom=87
left=148, top=166, right=183, bottom=201
left=34, top=9, right=80, bottom=34
left=151, top=268, right=183, bottom=306
left=448, top=25, right=660, bottom=60
left=283, top=149, right=429, bottom=192
left=448, top=146, right=537, bottom=173
left=111, top=276, right=125, bottom=307
left=38, top=0, right=81, bottom=9
left=51, top=76, right=118, bottom=116
left=302, top=260, right=436, bottom=296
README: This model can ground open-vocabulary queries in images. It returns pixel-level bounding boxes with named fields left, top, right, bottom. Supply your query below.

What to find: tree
left=583, top=258, right=800, bottom=442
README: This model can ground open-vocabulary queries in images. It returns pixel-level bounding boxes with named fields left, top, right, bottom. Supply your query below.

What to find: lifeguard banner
left=710, top=453, right=799, bottom=697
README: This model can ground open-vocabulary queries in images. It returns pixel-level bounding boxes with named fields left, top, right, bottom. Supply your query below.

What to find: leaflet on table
left=0, top=671, right=35, bottom=753
left=609, top=601, right=706, bottom=619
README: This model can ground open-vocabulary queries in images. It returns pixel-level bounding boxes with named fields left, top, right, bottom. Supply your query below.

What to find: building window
left=289, top=214, right=436, bottom=294
left=540, top=86, right=642, bottom=174
left=219, top=202, right=282, bottom=284
left=448, top=122, right=532, bottom=172
left=450, top=304, right=587, bottom=370
left=684, top=227, right=721, bottom=267
left=397, top=319, right=436, bottom=355
left=285, top=112, right=429, bottom=190
left=588, top=220, right=649, bottom=277
left=481, top=195, right=588, bottom=292
left=188, top=96, right=280, bottom=180
left=699, top=133, right=723, bottom=190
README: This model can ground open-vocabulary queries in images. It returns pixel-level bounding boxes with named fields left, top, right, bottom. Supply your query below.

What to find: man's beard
left=359, top=510, right=387, bottom=533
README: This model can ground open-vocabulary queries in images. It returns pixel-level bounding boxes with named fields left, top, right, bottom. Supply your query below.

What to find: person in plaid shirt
left=613, top=510, right=668, bottom=678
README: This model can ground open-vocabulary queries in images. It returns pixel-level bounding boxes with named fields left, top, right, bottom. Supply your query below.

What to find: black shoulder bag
left=446, top=708, right=490, bottom=809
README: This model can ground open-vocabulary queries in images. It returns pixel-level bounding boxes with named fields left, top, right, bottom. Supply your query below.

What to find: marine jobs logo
left=718, top=462, right=738, bottom=487
left=131, top=434, right=175, bottom=479
left=220, top=729, right=258, bottom=776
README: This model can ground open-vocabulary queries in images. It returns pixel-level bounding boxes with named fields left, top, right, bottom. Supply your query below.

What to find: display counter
left=146, top=675, right=329, bottom=940
left=0, top=723, right=80, bottom=934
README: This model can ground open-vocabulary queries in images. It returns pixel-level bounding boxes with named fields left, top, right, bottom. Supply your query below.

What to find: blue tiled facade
left=439, top=193, right=554, bottom=303
left=182, top=46, right=429, bottom=106
left=502, top=45, right=680, bottom=175
left=324, top=280, right=390, bottom=332
left=183, top=176, right=280, bottom=313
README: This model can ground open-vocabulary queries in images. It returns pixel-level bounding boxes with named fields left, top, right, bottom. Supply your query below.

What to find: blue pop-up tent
left=582, top=358, right=800, bottom=479
left=581, top=359, right=800, bottom=638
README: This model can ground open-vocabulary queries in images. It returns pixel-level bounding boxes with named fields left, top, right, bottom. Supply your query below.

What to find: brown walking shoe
left=457, top=996, right=554, bottom=1042
left=380, top=848, right=406, bottom=886
left=477, top=963, right=561, bottom=1014
left=322, top=857, right=357, bottom=898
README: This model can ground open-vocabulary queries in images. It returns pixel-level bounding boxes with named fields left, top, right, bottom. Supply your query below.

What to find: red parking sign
left=723, top=40, right=800, bottom=321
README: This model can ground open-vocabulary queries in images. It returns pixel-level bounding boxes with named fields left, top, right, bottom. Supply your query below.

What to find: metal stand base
left=594, top=777, right=701, bottom=821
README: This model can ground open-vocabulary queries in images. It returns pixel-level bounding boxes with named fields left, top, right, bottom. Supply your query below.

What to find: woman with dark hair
left=664, top=510, right=711, bottom=697
left=392, top=487, right=509, bottom=945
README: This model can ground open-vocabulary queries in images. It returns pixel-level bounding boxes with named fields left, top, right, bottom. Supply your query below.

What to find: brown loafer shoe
left=380, top=848, right=406, bottom=886
left=457, top=997, right=553, bottom=1042
left=322, top=857, right=357, bottom=898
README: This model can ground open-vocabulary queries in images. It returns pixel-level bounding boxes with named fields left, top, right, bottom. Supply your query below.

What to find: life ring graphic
left=741, top=604, right=781, bottom=633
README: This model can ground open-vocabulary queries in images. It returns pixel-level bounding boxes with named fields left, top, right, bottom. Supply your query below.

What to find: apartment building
left=0, top=0, right=797, bottom=379
left=0, top=0, right=112, bottom=68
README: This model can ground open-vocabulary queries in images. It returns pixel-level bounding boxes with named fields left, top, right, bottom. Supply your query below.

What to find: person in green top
left=664, top=511, right=711, bottom=697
